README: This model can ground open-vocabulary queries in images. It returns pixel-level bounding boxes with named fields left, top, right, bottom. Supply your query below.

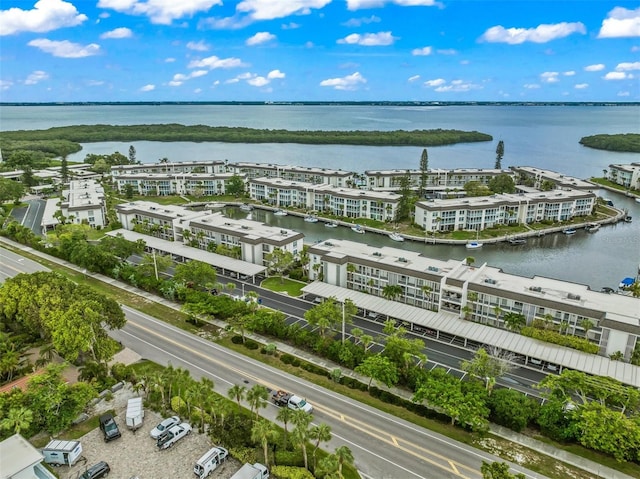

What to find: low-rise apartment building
left=364, top=167, right=512, bottom=191
left=112, top=172, right=241, bottom=196
left=249, top=177, right=400, bottom=221
left=306, top=238, right=639, bottom=363
left=60, top=179, right=107, bottom=228
left=607, top=162, right=640, bottom=190
left=231, top=162, right=354, bottom=186
left=112, top=160, right=227, bottom=175
left=115, top=200, right=304, bottom=266
left=511, top=166, right=597, bottom=191
left=0, top=433, right=57, bottom=479
left=415, top=189, right=596, bottom=232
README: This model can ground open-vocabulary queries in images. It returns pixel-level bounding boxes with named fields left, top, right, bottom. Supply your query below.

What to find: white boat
left=562, top=228, right=577, bottom=235
left=273, top=209, right=288, bottom=216
left=325, top=221, right=338, bottom=228
left=636, top=198, right=640, bottom=204
left=351, top=224, right=365, bottom=234
left=585, top=223, right=600, bottom=232
left=304, top=215, right=319, bottom=223
left=389, top=232, right=404, bottom=242
left=239, top=203, right=253, bottom=212
left=465, top=241, right=483, bottom=249
left=508, top=237, right=527, bottom=245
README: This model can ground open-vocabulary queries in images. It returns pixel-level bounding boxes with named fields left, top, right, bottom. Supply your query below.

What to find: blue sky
left=1, top=0, right=639, bottom=102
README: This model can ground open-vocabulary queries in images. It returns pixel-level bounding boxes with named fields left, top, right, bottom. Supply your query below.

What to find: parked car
left=99, top=413, right=121, bottom=442
left=80, top=461, right=111, bottom=479
left=157, top=422, right=192, bottom=449
left=150, top=415, right=180, bottom=439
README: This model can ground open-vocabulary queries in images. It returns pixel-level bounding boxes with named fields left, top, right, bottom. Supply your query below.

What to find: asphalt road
left=0, top=246, right=49, bottom=281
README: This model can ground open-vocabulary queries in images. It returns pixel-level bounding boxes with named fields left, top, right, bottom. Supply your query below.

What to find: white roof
left=106, top=229, right=266, bottom=276
left=0, top=434, right=44, bottom=479
left=301, top=282, right=640, bottom=387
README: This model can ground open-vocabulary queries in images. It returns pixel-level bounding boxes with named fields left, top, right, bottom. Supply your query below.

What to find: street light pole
left=342, top=301, right=345, bottom=344
left=152, top=250, right=158, bottom=281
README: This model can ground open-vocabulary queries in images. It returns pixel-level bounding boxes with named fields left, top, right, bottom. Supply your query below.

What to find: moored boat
left=389, top=232, right=404, bottom=242
left=465, top=241, right=483, bottom=249
left=508, top=237, right=527, bottom=245
left=239, top=203, right=253, bottom=211
left=325, top=221, right=338, bottom=228
left=562, top=228, right=577, bottom=235
left=585, top=223, right=600, bottom=232
left=273, top=209, right=288, bottom=216
left=351, top=224, right=365, bottom=234
left=304, top=215, right=319, bottom=223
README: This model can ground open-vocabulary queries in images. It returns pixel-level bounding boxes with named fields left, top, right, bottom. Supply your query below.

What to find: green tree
left=265, top=247, right=294, bottom=283
left=60, top=155, right=69, bottom=183
left=124, top=184, right=135, bottom=199
left=481, top=461, right=525, bottom=479
left=503, top=312, right=526, bottom=332
left=495, top=140, right=505, bottom=169
left=291, top=410, right=313, bottom=470
left=381, top=284, right=403, bottom=302
left=173, top=260, right=217, bottom=288
left=251, top=418, right=279, bottom=466
left=488, top=174, right=515, bottom=194
left=461, top=347, right=515, bottom=394
left=335, top=445, right=354, bottom=478
left=488, top=389, right=539, bottom=432
left=246, top=384, right=269, bottom=419
left=128, top=145, right=137, bottom=164
left=0, top=407, right=33, bottom=435
left=354, top=355, right=399, bottom=390
left=304, top=297, right=355, bottom=338
left=21, top=166, right=37, bottom=188
left=226, top=174, right=246, bottom=197
left=309, top=423, right=332, bottom=470
left=395, top=171, right=414, bottom=222
left=419, top=148, right=429, bottom=197
left=276, top=406, right=294, bottom=450
left=0, top=177, right=25, bottom=204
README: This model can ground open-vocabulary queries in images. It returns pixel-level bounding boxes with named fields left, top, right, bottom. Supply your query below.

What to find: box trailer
left=193, top=446, right=229, bottom=478
left=42, top=439, right=83, bottom=466
left=126, top=397, right=144, bottom=430
left=230, top=463, right=269, bottom=479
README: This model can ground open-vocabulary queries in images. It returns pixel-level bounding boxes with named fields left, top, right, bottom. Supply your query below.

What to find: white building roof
left=0, top=434, right=44, bottom=479
left=42, top=198, right=61, bottom=228
left=301, top=282, right=639, bottom=387
left=106, top=229, right=266, bottom=276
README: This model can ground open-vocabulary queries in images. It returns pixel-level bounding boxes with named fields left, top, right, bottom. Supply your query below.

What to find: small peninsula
left=579, top=133, right=640, bottom=153
left=0, top=124, right=492, bottom=159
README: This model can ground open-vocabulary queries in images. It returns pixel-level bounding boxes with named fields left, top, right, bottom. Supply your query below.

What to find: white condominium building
left=230, top=162, right=355, bottom=187
left=510, top=166, right=597, bottom=191
left=607, top=162, right=640, bottom=190
left=60, top=179, right=106, bottom=228
left=249, top=177, right=401, bottom=221
left=364, top=167, right=512, bottom=191
left=306, top=238, right=639, bottom=361
left=115, top=200, right=304, bottom=265
left=112, top=172, right=242, bottom=196
left=415, top=190, right=596, bottom=232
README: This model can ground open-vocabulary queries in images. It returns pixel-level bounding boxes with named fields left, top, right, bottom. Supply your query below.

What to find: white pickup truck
left=156, top=422, right=191, bottom=449
left=271, top=390, right=313, bottom=413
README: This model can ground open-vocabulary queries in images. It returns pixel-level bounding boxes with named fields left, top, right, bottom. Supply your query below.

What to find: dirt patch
left=55, top=386, right=245, bottom=479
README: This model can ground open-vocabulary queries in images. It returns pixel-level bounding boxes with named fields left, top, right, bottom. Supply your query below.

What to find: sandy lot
left=56, top=386, right=244, bottom=479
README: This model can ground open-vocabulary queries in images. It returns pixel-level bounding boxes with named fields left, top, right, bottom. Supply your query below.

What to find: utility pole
left=341, top=301, right=346, bottom=344
left=152, top=250, right=158, bottom=281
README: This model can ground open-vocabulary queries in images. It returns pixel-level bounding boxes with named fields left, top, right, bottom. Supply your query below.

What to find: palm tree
left=335, top=445, right=354, bottom=478
left=309, top=423, right=332, bottom=470
left=227, top=384, right=246, bottom=407
left=246, top=384, right=269, bottom=419
left=0, top=407, right=33, bottom=435
left=579, top=318, right=595, bottom=338
left=276, top=406, right=294, bottom=450
left=251, top=418, right=279, bottom=466
left=292, top=410, right=313, bottom=470
left=381, top=284, right=403, bottom=302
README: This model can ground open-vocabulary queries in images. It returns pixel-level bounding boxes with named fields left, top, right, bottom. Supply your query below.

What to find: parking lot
left=57, top=388, right=243, bottom=479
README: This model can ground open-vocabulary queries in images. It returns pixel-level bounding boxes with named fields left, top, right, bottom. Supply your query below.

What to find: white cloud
left=584, top=64, right=605, bottom=72
left=28, top=38, right=100, bottom=58
left=246, top=31, right=276, bottom=46
left=0, top=80, right=13, bottom=90
left=248, top=76, right=269, bottom=87
left=165, top=57, right=176, bottom=63
left=87, top=80, right=105, bottom=86
left=523, top=84, right=540, bottom=89
left=267, top=69, right=285, bottom=79
left=346, top=0, right=439, bottom=10
left=235, top=0, right=332, bottom=21
left=411, top=46, right=432, bottom=56
left=604, top=71, right=632, bottom=80
left=337, top=31, right=396, bottom=46
left=563, top=71, right=575, bottom=76
left=140, top=84, right=155, bottom=91
left=320, top=71, right=367, bottom=90
left=24, top=70, right=49, bottom=85
left=540, top=71, right=559, bottom=83
left=597, top=7, right=640, bottom=38
left=408, top=75, right=420, bottom=82
left=0, top=0, right=87, bottom=36
left=188, top=55, right=246, bottom=69
left=574, top=83, right=588, bottom=89
left=343, top=15, right=381, bottom=27
left=281, top=22, right=300, bottom=29
left=187, top=40, right=209, bottom=51
left=480, top=22, right=586, bottom=44
left=194, top=88, right=202, bottom=93
left=617, top=91, right=630, bottom=97
left=437, top=48, right=457, bottom=55
left=423, top=78, right=445, bottom=87
left=632, top=46, right=640, bottom=52
left=168, top=70, right=209, bottom=86
left=97, top=0, right=222, bottom=25
left=615, top=62, right=640, bottom=71
left=191, top=69, right=208, bottom=78
left=100, top=27, right=132, bottom=39
left=168, top=80, right=183, bottom=86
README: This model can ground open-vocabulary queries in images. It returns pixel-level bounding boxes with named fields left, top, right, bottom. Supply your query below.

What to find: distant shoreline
left=1, top=101, right=639, bottom=107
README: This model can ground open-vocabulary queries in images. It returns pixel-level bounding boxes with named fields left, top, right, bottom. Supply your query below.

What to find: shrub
left=231, top=335, right=244, bottom=344
left=274, top=450, right=305, bottom=467
left=228, top=446, right=259, bottom=464
left=244, top=339, right=260, bottom=350
left=281, top=354, right=295, bottom=365
left=171, top=396, right=187, bottom=417
left=271, top=465, right=315, bottom=479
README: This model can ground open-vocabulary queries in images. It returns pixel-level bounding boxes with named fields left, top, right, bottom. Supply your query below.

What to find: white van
left=194, top=446, right=229, bottom=478
left=126, top=397, right=144, bottom=430
left=42, top=440, right=83, bottom=466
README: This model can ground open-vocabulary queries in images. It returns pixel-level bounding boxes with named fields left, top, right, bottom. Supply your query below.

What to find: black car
left=80, top=461, right=111, bottom=479
left=99, top=413, right=121, bottom=442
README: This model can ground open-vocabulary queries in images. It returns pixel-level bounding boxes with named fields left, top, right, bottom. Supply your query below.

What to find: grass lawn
left=260, top=276, right=306, bottom=297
